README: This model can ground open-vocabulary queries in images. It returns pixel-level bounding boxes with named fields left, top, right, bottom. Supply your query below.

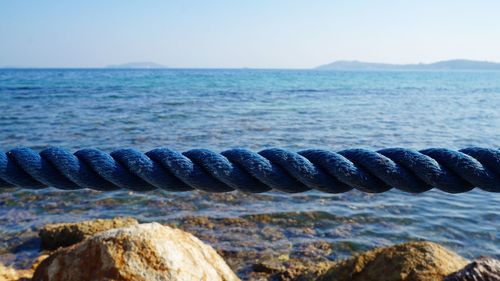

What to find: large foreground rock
left=39, top=217, right=138, bottom=250
left=445, top=258, right=500, bottom=281
left=32, top=222, right=240, bottom=281
left=317, top=241, right=468, bottom=281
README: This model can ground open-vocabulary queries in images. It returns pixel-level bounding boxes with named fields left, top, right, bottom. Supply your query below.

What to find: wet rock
left=169, top=216, right=256, bottom=231
left=1, top=263, right=21, bottom=281
left=32, top=222, right=240, bottom=281
left=218, top=248, right=276, bottom=278
left=293, top=241, right=333, bottom=259
left=0, top=254, right=49, bottom=281
left=39, top=217, right=138, bottom=250
left=0, top=262, right=31, bottom=281
left=445, top=257, right=500, bottom=281
left=316, top=241, right=468, bottom=281
left=167, top=214, right=341, bottom=279
left=253, top=259, right=286, bottom=274
left=279, top=259, right=334, bottom=281
left=248, top=257, right=334, bottom=281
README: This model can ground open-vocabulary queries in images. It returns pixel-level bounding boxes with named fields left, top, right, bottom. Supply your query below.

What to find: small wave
left=0, top=86, right=44, bottom=91
left=284, top=89, right=323, bottom=93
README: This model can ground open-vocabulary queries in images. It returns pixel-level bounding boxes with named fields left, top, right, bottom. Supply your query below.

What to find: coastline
left=2, top=217, right=498, bottom=281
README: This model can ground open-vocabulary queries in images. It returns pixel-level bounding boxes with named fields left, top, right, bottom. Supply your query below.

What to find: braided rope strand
left=0, top=147, right=498, bottom=193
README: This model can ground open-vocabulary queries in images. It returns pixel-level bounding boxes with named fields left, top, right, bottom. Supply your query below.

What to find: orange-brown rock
left=39, top=217, right=138, bottom=250
left=316, top=241, right=468, bottom=281
left=32, top=222, right=240, bottom=281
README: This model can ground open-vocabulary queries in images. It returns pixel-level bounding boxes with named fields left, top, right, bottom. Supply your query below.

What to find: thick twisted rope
left=0, top=147, right=499, bottom=194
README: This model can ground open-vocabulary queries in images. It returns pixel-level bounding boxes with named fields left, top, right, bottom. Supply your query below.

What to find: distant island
left=106, top=62, right=167, bottom=69
left=316, top=59, right=500, bottom=70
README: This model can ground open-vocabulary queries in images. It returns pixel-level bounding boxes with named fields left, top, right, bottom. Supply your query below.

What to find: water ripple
left=0, top=69, right=499, bottom=267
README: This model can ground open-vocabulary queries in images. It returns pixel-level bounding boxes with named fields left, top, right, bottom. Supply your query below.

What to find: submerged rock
left=249, top=257, right=334, bottom=281
left=316, top=241, right=468, bottom=281
left=252, top=259, right=287, bottom=273
left=445, top=258, right=500, bottom=281
left=32, top=222, right=240, bottom=281
left=39, top=217, right=138, bottom=250
left=168, top=214, right=342, bottom=278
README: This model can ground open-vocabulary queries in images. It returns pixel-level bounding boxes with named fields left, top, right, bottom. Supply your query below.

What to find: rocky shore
left=1, top=217, right=498, bottom=281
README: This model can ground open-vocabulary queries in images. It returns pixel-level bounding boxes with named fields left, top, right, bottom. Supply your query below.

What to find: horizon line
left=3, top=58, right=500, bottom=70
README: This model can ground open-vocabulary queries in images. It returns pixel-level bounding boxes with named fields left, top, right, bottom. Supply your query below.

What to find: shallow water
left=0, top=69, right=499, bottom=272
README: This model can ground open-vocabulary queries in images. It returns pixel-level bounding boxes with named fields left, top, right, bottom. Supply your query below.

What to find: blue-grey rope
left=0, top=147, right=499, bottom=193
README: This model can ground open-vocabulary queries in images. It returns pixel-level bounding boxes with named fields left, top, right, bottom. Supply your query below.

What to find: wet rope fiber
left=0, top=147, right=499, bottom=194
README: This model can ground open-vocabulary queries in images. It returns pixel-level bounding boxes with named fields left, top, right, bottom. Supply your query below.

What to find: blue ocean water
left=0, top=69, right=499, bottom=268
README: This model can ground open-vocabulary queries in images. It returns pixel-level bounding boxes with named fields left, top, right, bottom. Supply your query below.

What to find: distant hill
left=106, top=62, right=167, bottom=69
left=316, top=59, right=500, bottom=70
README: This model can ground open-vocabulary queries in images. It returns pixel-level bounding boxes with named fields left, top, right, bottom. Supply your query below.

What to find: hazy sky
left=1, top=0, right=500, bottom=68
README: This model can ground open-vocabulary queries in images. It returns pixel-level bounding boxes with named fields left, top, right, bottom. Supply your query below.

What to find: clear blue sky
left=1, top=0, right=500, bottom=68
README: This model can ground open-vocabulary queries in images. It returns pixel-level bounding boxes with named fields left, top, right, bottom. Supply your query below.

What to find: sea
left=0, top=68, right=499, bottom=270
